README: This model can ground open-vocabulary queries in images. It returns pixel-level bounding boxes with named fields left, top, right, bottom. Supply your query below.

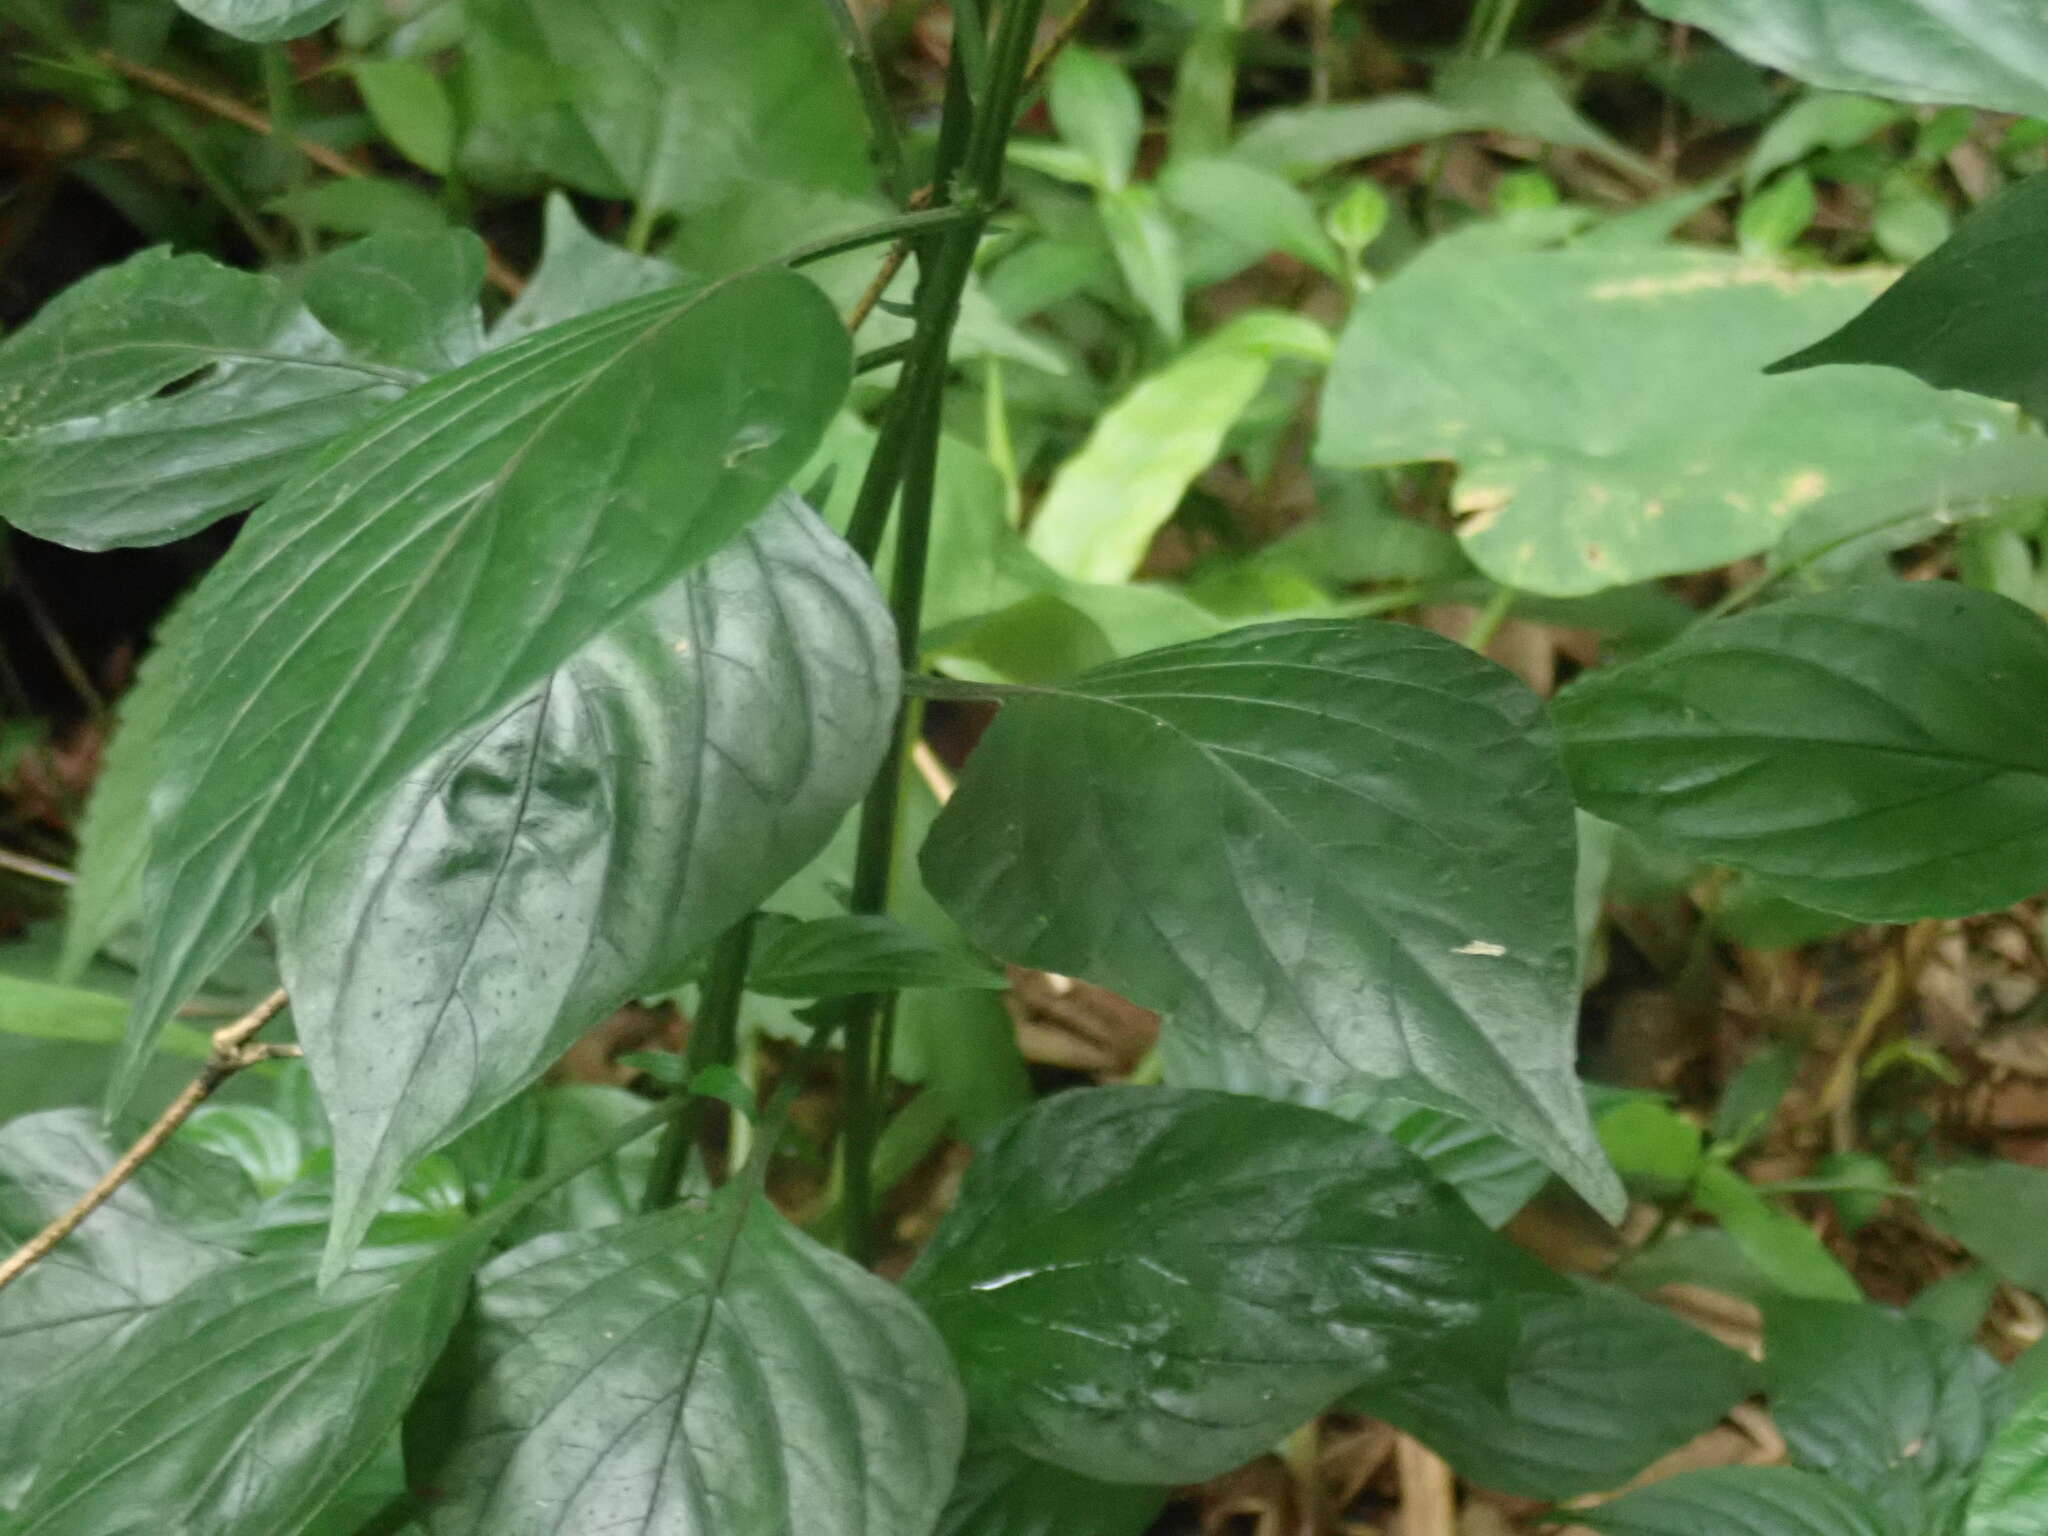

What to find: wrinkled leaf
left=118, top=266, right=848, bottom=1108
left=1638, top=0, right=2048, bottom=117
left=10, top=1241, right=476, bottom=1535
left=275, top=500, right=894, bottom=1279
left=413, top=1194, right=962, bottom=1535
left=1577, top=1466, right=1895, bottom=1536
left=1317, top=240, right=2009, bottom=595
left=1027, top=312, right=1330, bottom=582
left=0, top=1110, right=238, bottom=1503
left=1343, top=1095, right=1549, bottom=1227
left=1970, top=1380, right=2048, bottom=1535
left=1773, top=174, right=2048, bottom=421
left=1349, top=1282, right=1760, bottom=1499
left=923, top=620, right=1623, bottom=1217
left=1554, top=584, right=2048, bottom=922
left=0, top=248, right=403, bottom=549
left=903, top=1087, right=1564, bottom=1484
left=746, top=912, right=1003, bottom=999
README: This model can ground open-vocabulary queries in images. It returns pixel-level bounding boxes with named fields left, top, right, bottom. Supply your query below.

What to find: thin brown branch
left=1022, top=0, right=1101, bottom=94
left=0, top=988, right=292, bottom=1295
left=98, top=51, right=525, bottom=298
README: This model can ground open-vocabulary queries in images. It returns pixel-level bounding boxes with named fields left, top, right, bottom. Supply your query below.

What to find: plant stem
left=1463, top=585, right=1516, bottom=651
left=787, top=203, right=987, bottom=268
left=642, top=915, right=759, bottom=1213
left=820, top=0, right=909, bottom=203
left=0, top=989, right=293, bottom=1294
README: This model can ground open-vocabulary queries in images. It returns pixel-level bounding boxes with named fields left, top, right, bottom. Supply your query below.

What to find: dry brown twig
left=0, top=987, right=294, bottom=1295
left=97, top=51, right=525, bottom=298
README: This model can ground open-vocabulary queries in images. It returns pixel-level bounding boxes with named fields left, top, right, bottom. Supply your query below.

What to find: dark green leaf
left=1713, top=1042, right=1802, bottom=1151
left=0, top=248, right=404, bottom=549
left=922, top=620, right=1623, bottom=1217
left=462, top=0, right=873, bottom=218
left=1349, top=1281, right=1759, bottom=1499
left=935, top=1438, right=1166, bottom=1536
left=1554, top=584, right=2048, bottom=922
left=902, top=1086, right=1562, bottom=1485
left=0, top=1110, right=238, bottom=1504
left=412, top=1194, right=962, bottom=1534
left=1766, top=1298, right=2007, bottom=1528
left=1316, top=241, right=2008, bottom=596
left=496, top=1085, right=661, bottom=1245
left=1343, top=1095, right=1549, bottom=1227
left=174, top=0, right=346, bottom=42
left=1637, top=0, right=2048, bottom=116
left=117, top=266, right=849, bottom=1108
left=1926, top=1160, right=2048, bottom=1294
left=301, top=231, right=486, bottom=375
left=1969, top=1380, right=2048, bottom=1535
left=1772, top=174, right=2048, bottom=420
left=10, top=1240, right=477, bottom=1535
left=1577, top=1466, right=1895, bottom=1536
left=747, top=913, right=1003, bottom=999
left=274, top=499, right=894, bottom=1280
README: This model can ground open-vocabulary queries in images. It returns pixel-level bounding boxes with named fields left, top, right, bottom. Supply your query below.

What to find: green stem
left=820, top=0, right=910, bottom=203
left=623, top=202, right=660, bottom=255
left=855, top=339, right=916, bottom=375
left=1756, top=1177, right=1922, bottom=1202
left=261, top=46, right=311, bottom=255
left=641, top=915, right=758, bottom=1213
left=788, top=204, right=988, bottom=268
left=1462, top=585, right=1516, bottom=651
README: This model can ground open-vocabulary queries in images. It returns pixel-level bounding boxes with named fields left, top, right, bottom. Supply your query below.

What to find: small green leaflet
left=922, top=619, right=1623, bottom=1218
left=411, top=1193, right=963, bottom=1535
left=115, top=266, right=849, bottom=1111
left=1554, top=584, right=2048, bottom=922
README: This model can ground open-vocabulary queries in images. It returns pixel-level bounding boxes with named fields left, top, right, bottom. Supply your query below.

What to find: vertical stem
left=820, top=0, right=909, bottom=203
left=641, top=915, right=758, bottom=1213
left=261, top=46, right=311, bottom=255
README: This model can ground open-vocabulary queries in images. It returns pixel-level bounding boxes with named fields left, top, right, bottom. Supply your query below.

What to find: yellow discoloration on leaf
left=1589, top=262, right=1887, bottom=302
left=1771, top=469, right=1829, bottom=517
left=1454, top=483, right=1512, bottom=516
left=1643, top=500, right=1665, bottom=520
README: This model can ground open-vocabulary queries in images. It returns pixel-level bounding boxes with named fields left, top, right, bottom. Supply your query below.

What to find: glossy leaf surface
left=174, top=0, right=346, bottom=41
left=1637, top=0, right=2048, bottom=116
left=119, top=267, right=849, bottom=1106
left=1351, top=1282, right=1760, bottom=1499
left=0, top=1111, right=238, bottom=1501
left=10, top=1241, right=475, bottom=1535
left=902, top=1087, right=1562, bottom=1485
left=1555, top=584, right=2048, bottom=922
left=0, top=248, right=402, bottom=549
left=1578, top=1466, right=1894, bottom=1536
left=934, top=1439, right=1166, bottom=1536
left=1316, top=240, right=2007, bottom=595
left=1773, top=174, right=2048, bottom=421
left=922, top=620, right=1622, bottom=1215
left=275, top=499, right=893, bottom=1278
left=414, top=1195, right=962, bottom=1535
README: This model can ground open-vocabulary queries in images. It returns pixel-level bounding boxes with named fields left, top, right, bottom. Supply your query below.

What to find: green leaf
left=301, top=230, right=486, bottom=375
left=0, top=1110, right=238, bottom=1504
left=274, top=499, right=894, bottom=1279
left=270, top=178, right=451, bottom=236
left=1553, top=584, right=2048, bottom=923
left=10, top=1240, right=477, bottom=1535
left=0, top=973, right=210, bottom=1059
left=1577, top=1466, right=1896, bottom=1536
left=118, top=266, right=848, bottom=1109
left=1773, top=174, right=2048, bottom=420
left=1766, top=1298, right=2006, bottom=1528
left=0, top=248, right=404, bottom=550
left=1231, top=95, right=1471, bottom=180
left=1098, top=185, right=1184, bottom=343
left=411, top=1194, right=962, bottom=1534
left=1926, top=1160, right=2048, bottom=1294
left=1597, top=1096, right=1705, bottom=1186
left=463, top=0, right=873, bottom=219
left=1746, top=94, right=1908, bottom=191
left=1349, top=1282, right=1760, bottom=1499
left=1637, top=0, right=2048, bottom=117
left=352, top=58, right=457, bottom=174
left=488, top=193, right=680, bottom=347
left=1433, top=53, right=1661, bottom=184
left=1713, top=1042, right=1802, bottom=1152
left=1026, top=312, right=1330, bottom=582
left=496, top=1085, right=660, bottom=1244
left=1049, top=48, right=1143, bottom=193
left=747, top=913, right=1003, bottom=999
left=173, top=0, right=346, bottom=42
left=1159, top=155, right=1344, bottom=276
left=1970, top=1380, right=2048, bottom=1535
left=1316, top=241, right=2009, bottom=596
left=1343, top=1095, right=1549, bottom=1227
left=902, top=1086, right=1564, bottom=1484
left=1738, top=169, right=1818, bottom=257
left=1693, top=1163, right=1862, bottom=1302
left=921, top=620, right=1624, bottom=1218
left=935, top=1438, right=1167, bottom=1536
